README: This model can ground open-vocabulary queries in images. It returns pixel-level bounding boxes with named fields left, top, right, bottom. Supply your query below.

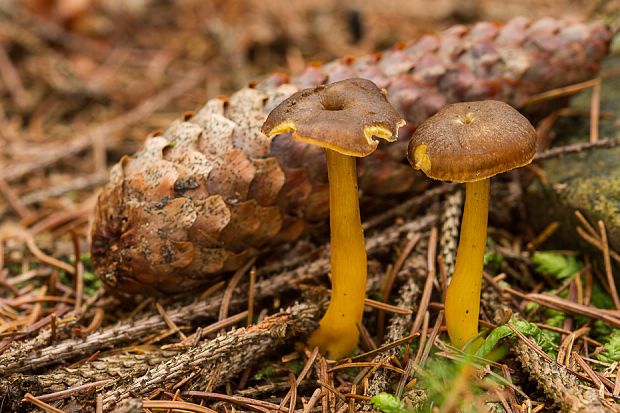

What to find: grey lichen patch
left=561, top=174, right=620, bottom=250
left=564, top=176, right=620, bottom=217
left=526, top=146, right=620, bottom=252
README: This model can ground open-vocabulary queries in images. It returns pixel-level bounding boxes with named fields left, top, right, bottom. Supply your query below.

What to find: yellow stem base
left=445, top=178, right=490, bottom=350
left=307, top=149, right=367, bottom=359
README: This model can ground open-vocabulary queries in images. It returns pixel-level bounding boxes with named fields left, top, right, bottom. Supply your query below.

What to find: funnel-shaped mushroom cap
left=407, top=100, right=537, bottom=182
left=262, top=78, right=405, bottom=157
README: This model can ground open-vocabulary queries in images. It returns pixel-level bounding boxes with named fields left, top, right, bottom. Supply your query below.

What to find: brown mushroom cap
left=261, top=78, right=405, bottom=157
left=407, top=100, right=537, bottom=182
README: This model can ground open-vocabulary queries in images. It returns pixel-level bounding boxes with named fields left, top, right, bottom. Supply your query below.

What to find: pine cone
left=92, top=17, right=611, bottom=294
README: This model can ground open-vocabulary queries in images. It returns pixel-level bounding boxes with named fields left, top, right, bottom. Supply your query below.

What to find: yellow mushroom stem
left=444, top=178, right=490, bottom=350
left=307, top=148, right=367, bottom=359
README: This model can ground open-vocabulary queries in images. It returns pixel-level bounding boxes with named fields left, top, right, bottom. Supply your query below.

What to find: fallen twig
left=101, top=301, right=319, bottom=409
left=142, top=400, right=218, bottom=413
left=22, top=393, right=66, bottom=413
left=533, top=138, right=620, bottom=161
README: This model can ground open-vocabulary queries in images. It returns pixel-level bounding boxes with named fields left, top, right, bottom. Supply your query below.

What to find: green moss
left=525, top=147, right=620, bottom=252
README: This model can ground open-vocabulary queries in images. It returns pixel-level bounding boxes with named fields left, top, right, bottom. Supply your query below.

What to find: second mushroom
left=262, top=78, right=404, bottom=359
left=407, top=100, right=537, bottom=349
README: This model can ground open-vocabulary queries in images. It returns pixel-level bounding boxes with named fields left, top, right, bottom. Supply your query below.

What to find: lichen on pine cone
left=92, top=17, right=611, bottom=294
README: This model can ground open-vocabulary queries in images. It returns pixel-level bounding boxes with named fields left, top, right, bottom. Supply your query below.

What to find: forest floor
left=1, top=0, right=620, bottom=412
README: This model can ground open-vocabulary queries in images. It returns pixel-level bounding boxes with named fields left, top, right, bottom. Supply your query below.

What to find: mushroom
left=407, top=100, right=537, bottom=349
left=262, top=78, right=404, bottom=359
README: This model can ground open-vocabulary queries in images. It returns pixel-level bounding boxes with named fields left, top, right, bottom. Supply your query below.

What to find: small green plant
left=597, top=329, right=620, bottom=364
left=484, top=237, right=503, bottom=273
left=475, top=319, right=558, bottom=359
left=286, top=360, right=305, bottom=376
left=371, top=356, right=503, bottom=413
left=590, top=278, right=615, bottom=310
left=60, top=252, right=102, bottom=295
left=370, top=392, right=409, bottom=413
left=253, top=365, right=275, bottom=380
left=538, top=309, right=564, bottom=358
left=531, top=251, right=616, bottom=346
left=532, top=252, right=582, bottom=280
